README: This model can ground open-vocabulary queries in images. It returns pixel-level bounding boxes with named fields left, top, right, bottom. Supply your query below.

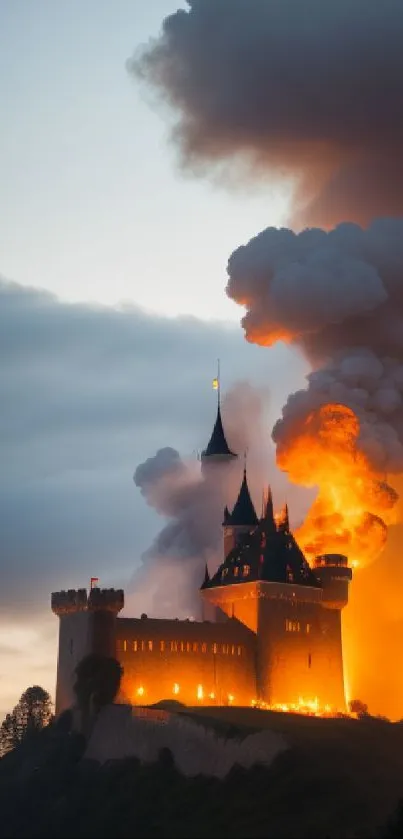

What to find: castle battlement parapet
left=51, top=587, right=124, bottom=617
left=88, top=587, right=124, bottom=614
left=313, top=554, right=352, bottom=609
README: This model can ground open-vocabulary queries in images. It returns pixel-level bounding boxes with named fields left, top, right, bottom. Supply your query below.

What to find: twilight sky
left=0, top=0, right=303, bottom=716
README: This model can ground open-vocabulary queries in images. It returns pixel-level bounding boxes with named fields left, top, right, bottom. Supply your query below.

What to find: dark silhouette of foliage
left=73, top=654, right=123, bottom=714
left=0, top=713, right=20, bottom=756
left=348, top=698, right=369, bottom=717
left=0, top=685, right=52, bottom=757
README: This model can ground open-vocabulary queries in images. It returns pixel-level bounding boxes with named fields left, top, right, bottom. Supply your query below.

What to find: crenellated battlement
left=88, top=587, right=124, bottom=614
left=313, top=554, right=352, bottom=609
left=51, top=587, right=124, bottom=617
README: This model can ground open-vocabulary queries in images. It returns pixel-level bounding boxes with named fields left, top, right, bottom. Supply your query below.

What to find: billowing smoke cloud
left=130, top=0, right=403, bottom=717
left=226, top=220, right=403, bottom=566
left=126, top=383, right=292, bottom=619
left=130, top=0, right=403, bottom=227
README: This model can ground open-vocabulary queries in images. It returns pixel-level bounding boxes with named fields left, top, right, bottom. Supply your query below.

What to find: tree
left=0, top=713, right=20, bottom=757
left=348, top=698, right=369, bottom=718
left=72, top=654, right=123, bottom=738
left=0, top=686, right=53, bottom=757
left=17, top=686, right=53, bottom=737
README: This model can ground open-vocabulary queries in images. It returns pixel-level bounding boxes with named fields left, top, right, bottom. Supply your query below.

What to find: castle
left=52, top=394, right=352, bottom=715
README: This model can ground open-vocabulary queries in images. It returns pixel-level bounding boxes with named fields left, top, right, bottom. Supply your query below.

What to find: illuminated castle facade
left=52, top=397, right=352, bottom=715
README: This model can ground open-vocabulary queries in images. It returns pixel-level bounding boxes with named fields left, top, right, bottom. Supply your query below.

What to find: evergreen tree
left=0, top=686, right=53, bottom=757
left=0, top=713, right=20, bottom=757
left=17, top=686, right=53, bottom=737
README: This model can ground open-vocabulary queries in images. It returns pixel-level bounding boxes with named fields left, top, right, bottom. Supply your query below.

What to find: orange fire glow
left=277, top=403, right=398, bottom=568
left=251, top=697, right=343, bottom=717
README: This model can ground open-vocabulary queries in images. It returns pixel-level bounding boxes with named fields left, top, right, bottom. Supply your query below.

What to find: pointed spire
left=279, top=502, right=290, bottom=531
left=223, top=505, right=231, bottom=525
left=227, top=468, right=259, bottom=527
left=263, top=486, right=275, bottom=522
left=201, top=362, right=237, bottom=462
left=202, top=403, right=237, bottom=459
left=202, top=563, right=210, bottom=588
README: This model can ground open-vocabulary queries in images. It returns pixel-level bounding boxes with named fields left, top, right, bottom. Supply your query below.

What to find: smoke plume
left=130, top=1, right=403, bottom=716
left=226, top=220, right=403, bottom=566
left=131, top=0, right=403, bottom=227
left=126, top=383, right=285, bottom=619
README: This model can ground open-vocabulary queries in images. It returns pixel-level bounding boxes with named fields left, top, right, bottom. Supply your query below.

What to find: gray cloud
left=131, top=0, right=403, bottom=226
left=0, top=278, right=307, bottom=620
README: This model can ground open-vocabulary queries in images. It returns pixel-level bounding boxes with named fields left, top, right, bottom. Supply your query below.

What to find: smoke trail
left=130, top=0, right=403, bottom=227
left=126, top=383, right=284, bottom=618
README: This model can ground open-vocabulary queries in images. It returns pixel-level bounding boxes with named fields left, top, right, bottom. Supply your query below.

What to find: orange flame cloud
left=276, top=403, right=398, bottom=568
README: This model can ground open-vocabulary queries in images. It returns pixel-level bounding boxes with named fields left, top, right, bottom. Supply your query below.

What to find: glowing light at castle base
left=250, top=697, right=344, bottom=717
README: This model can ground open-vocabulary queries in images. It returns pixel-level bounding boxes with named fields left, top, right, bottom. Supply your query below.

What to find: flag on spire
left=212, top=358, right=220, bottom=391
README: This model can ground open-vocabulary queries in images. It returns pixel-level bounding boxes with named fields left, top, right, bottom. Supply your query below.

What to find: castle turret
left=262, top=486, right=276, bottom=534
left=313, top=553, right=352, bottom=609
left=223, top=468, right=259, bottom=556
left=52, top=586, right=124, bottom=715
left=201, top=367, right=237, bottom=471
left=201, top=400, right=237, bottom=470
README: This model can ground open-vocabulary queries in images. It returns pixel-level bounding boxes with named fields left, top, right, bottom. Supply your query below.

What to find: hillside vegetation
left=0, top=703, right=402, bottom=838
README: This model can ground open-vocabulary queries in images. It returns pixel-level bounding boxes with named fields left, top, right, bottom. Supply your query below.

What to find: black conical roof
left=203, top=501, right=321, bottom=591
left=263, top=486, right=276, bottom=531
left=227, top=469, right=259, bottom=526
left=202, top=403, right=236, bottom=459
left=201, top=563, right=210, bottom=589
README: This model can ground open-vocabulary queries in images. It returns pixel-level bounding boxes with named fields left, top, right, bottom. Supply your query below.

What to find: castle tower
left=313, top=553, right=352, bottom=609
left=200, top=366, right=237, bottom=472
left=201, top=491, right=352, bottom=710
left=51, top=586, right=124, bottom=715
left=223, top=467, right=259, bottom=556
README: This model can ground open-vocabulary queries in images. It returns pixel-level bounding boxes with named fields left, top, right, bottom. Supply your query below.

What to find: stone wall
left=115, top=616, right=257, bottom=707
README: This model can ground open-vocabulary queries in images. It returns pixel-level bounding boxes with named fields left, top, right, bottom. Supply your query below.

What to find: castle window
left=123, top=640, right=127, bottom=652
left=233, top=567, right=239, bottom=577
left=133, top=640, right=138, bottom=652
left=237, top=646, right=242, bottom=656
left=231, top=645, right=235, bottom=655
left=192, top=642, right=198, bottom=652
left=160, top=640, right=165, bottom=652
left=201, top=643, right=207, bottom=653
left=212, top=643, right=218, bottom=654
left=242, top=565, right=250, bottom=577
left=170, top=641, right=178, bottom=652
left=286, top=619, right=300, bottom=632
left=186, top=641, right=191, bottom=653
left=306, top=624, right=311, bottom=634
left=141, top=640, right=145, bottom=652
left=180, top=641, right=185, bottom=652
left=148, top=640, right=153, bottom=652
left=222, top=644, right=229, bottom=654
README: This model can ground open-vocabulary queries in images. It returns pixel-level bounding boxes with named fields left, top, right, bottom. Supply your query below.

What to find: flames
left=251, top=697, right=339, bottom=717
left=277, top=403, right=398, bottom=568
